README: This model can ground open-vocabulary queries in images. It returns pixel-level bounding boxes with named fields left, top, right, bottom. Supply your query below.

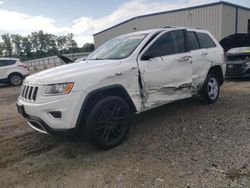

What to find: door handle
left=178, top=56, right=192, bottom=62
left=201, top=52, right=208, bottom=56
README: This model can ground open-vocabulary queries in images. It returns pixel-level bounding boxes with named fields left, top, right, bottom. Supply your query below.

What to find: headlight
left=246, top=62, right=250, bottom=67
left=44, top=83, right=74, bottom=95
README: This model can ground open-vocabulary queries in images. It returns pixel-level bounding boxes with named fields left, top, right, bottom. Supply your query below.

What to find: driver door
left=138, top=30, right=192, bottom=108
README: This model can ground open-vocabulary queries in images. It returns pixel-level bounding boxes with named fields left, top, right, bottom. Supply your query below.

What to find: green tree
left=0, top=42, right=3, bottom=56
left=11, top=34, right=23, bottom=56
left=66, top=33, right=77, bottom=49
left=21, top=36, right=32, bottom=59
left=30, top=32, right=39, bottom=52
left=82, top=43, right=95, bottom=52
left=56, top=36, right=67, bottom=51
left=1, top=34, right=13, bottom=57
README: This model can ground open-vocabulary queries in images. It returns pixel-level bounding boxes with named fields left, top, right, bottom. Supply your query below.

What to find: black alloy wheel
left=86, top=96, right=130, bottom=149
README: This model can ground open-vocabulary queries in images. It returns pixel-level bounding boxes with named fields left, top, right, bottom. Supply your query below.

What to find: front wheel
left=201, top=73, right=220, bottom=104
left=85, top=96, right=130, bottom=149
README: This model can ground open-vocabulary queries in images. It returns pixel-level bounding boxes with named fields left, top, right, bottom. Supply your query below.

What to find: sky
left=0, top=0, right=249, bottom=46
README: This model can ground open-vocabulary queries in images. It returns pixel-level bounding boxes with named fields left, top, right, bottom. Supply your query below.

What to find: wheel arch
left=207, top=65, right=224, bottom=85
left=8, top=72, right=24, bottom=79
left=75, top=84, right=137, bottom=129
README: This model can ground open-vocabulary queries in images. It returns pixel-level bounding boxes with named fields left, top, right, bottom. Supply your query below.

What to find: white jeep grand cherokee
left=17, top=27, right=226, bottom=149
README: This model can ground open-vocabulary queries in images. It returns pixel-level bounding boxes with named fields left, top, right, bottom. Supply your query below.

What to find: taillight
left=18, top=64, right=28, bottom=69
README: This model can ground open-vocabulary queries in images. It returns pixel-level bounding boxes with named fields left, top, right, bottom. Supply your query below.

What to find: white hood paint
left=25, top=60, right=121, bottom=85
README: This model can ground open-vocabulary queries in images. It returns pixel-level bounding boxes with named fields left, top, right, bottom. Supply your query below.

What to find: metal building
left=93, top=1, right=250, bottom=47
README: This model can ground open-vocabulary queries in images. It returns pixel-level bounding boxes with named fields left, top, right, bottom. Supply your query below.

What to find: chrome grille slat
left=33, top=87, right=38, bottom=101
left=22, top=85, right=26, bottom=98
left=28, top=87, right=33, bottom=100
left=24, top=86, right=29, bottom=98
left=20, top=85, right=39, bottom=101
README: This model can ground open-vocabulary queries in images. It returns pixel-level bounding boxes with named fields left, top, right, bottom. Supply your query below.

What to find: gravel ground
left=0, top=79, right=249, bottom=188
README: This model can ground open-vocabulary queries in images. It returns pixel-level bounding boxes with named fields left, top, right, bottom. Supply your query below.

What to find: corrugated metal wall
left=221, top=5, right=236, bottom=40
left=237, top=9, right=250, bottom=33
left=94, top=3, right=249, bottom=47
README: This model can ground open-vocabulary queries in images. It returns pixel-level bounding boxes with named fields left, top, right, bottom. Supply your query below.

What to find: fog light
left=49, top=111, right=62, bottom=118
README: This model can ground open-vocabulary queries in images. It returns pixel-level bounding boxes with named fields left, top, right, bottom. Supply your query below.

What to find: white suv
left=17, top=27, right=226, bottom=149
left=0, top=58, right=29, bottom=86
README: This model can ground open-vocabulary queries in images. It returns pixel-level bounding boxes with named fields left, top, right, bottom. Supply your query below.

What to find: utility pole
left=185, top=0, right=188, bottom=27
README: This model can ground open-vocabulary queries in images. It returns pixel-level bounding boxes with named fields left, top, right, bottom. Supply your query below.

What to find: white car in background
left=17, top=27, right=225, bottom=149
left=0, top=58, right=29, bottom=86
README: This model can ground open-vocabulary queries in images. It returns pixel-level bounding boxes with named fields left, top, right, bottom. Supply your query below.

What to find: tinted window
left=139, top=31, right=161, bottom=54
left=187, top=31, right=200, bottom=50
left=144, top=30, right=186, bottom=58
left=196, top=32, right=216, bottom=48
left=0, top=60, right=16, bottom=67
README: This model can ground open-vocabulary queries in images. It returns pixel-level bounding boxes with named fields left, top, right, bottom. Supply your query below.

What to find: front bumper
left=17, top=91, right=86, bottom=134
left=226, top=67, right=250, bottom=77
left=17, top=103, right=77, bottom=135
left=225, top=61, right=250, bottom=78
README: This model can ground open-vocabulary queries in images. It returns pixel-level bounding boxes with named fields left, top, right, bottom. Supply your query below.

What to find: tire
left=201, top=73, right=220, bottom=104
left=85, top=96, right=130, bottom=149
left=8, top=73, right=23, bottom=86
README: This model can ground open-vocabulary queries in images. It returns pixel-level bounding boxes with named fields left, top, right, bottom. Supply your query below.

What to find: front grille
left=21, top=85, right=39, bottom=101
left=226, top=64, right=243, bottom=73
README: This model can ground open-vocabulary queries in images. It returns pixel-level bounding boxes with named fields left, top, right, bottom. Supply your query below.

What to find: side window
left=187, top=31, right=200, bottom=51
left=143, top=30, right=186, bottom=58
left=139, top=31, right=161, bottom=54
left=0, top=60, right=6, bottom=67
left=0, top=60, right=16, bottom=67
left=196, top=32, right=216, bottom=49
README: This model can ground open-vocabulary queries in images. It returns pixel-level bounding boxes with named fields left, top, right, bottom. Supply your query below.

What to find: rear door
left=0, top=60, right=7, bottom=79
left=138, top=29, right=192, bottom=108
left=0, top=59, right=17, bottom=79
left=187, top=31, right=218, bottom=90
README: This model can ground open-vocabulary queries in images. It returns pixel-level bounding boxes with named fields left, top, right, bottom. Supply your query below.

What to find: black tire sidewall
left=202, top=73, right=220, bottom=104
left=9, top=74, right=23, bottom=86
left=86, top=96, right=130, bottom=149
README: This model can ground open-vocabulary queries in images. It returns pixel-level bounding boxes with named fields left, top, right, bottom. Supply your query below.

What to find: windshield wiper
left=88, top=58, right=105, bottom=60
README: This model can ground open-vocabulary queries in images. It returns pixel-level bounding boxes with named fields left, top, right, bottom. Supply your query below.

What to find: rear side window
left=144, top=30, right=186, bottom=58
left=187, top=31, right=200, bottom=50
left=196, top=32, right=216, bottom=48
left=0, top=60, right=16, bottom=67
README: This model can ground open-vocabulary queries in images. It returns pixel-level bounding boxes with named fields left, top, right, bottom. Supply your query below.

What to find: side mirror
left=141, top=55, right=153, bottom=61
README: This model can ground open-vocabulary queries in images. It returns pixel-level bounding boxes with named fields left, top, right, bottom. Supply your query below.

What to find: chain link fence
left=24, top=52, right=89, bottom=73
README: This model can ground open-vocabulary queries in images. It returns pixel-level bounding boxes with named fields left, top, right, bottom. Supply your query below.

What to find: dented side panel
left=191, top=47, right=225, bottom=94
left=138, top=53, right=192, bottom=109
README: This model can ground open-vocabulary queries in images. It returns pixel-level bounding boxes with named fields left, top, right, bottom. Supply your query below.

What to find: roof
left=94, top=1, right=250, bottom=36
left=0, top=57, right=18, bottom=60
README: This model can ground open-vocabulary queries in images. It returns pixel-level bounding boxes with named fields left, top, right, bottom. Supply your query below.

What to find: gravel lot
left=0, top=79, right=249, bottom=188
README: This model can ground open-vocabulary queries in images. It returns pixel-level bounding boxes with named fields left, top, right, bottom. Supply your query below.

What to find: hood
left=25, top=60, right=121, bottom=85
left=219, top=34, right=250, bottom=52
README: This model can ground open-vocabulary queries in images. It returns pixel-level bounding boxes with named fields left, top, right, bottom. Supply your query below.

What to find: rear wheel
left=9, top=73, right=23, bottom=86
left=201, top=73, right=220, bottom=104
left=85, top=96, right=130, bottom=149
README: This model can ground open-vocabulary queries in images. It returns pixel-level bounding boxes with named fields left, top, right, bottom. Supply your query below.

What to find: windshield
left=87, top=34, right=147, bottom=60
